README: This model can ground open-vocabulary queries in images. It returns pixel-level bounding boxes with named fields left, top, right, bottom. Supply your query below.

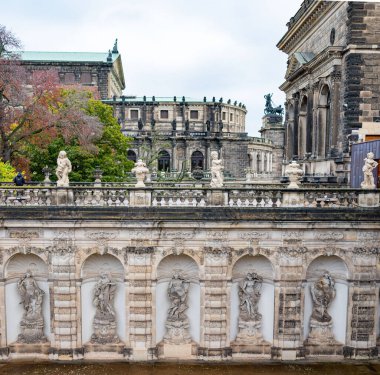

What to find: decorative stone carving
left=305, top=272, right=340, bottom=349
left=131, top=159, right=149, bottom=188
left=316, top=232, right=344, bottom=241
left=56, top=150, right=72, bottom=187
left=284, top=161, right=304, bottom=188
left=17, top=272, right=47, bottom=343
left=164, top=272, right=191, bottom=344
left=210, top=151, right=224, bottom=188
left=361, top=152, right=378, bottom=189
left=87, top=231, right=119, bottom=255
left=235, top=272, right=266, bottom=343
left=90, top=272, right=120, bottom=344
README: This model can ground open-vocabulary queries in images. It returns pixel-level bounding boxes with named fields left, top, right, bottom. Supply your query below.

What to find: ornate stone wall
left=0, top=206, right=378, bottom=361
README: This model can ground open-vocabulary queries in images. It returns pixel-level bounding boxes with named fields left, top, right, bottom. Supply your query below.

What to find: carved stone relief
left=164, top=272, right=191, bottom=344
left=305, top=272, right=340, bottom=347
left=17, top=272, right=47, bottom=343
left=90, top=273, right=120, bottom=344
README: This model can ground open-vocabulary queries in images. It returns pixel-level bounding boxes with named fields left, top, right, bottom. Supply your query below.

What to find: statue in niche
left=310, top=271, right=335, bottom=323
left=305, top=271, right=340, bottom=347
left=210, top=151, right=224, bottom=188
left=56, top=150, right=72, bottom=187
left=361, top=152, right=378, bottom=189
left=164, top=272, right=191, bottom=344
left=90, top=272, right=120, bottom=344
left=239, top=272, right=262, bottom=322
left=234, top=271, right=268, bottom=346
left=17, top=272, right=47, bottom=343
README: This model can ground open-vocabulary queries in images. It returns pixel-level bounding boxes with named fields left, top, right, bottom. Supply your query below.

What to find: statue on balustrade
left=90, top=272, right=120, bottom=344
left=361, top=152, right=378, bottom=189
left=164, top=272, right=191, bottom=344
left=17, top=272, right=47, bottom=343
left=210, top=151, right=224, bottom=188
left=56, top=150, right=72, bottom=187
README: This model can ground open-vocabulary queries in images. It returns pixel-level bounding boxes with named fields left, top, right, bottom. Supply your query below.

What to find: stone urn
left=131, top=159, right=149, bottom=188
left=284, top=161, right=304, bottom=188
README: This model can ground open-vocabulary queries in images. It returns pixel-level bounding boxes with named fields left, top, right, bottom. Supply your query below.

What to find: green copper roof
left=20, top=51, right=119, bottom=63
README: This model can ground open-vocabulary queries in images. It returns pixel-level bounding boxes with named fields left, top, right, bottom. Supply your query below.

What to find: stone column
left=266, top=152, right=270, bottom=173
left=0, top=279, right=5, bottom=351
left=171, top=139, right=177, bottom=171
left=125, top=247, right=154, bottom=360
left=199, top=248, right=230, bottom=358
left=261, top=152, right=265, bottom=173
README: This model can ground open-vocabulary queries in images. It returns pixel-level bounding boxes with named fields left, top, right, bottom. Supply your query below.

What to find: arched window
left=191, top=151, right=204, bottom=171
left=158, top=150, right=170, bottom=171
left=317, top=85, right=331, bottom=158
left=127, top=150, right=137, bottom=163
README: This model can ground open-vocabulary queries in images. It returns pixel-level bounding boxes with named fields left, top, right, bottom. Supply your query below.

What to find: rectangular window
left=80, top=72, right=92, bottom=84
left=222, top=112, right=226, bottom=121
left=130, top=109, right=139, bottom=120
left=160, top=110, right=169, bottom=119
left=64, top=72, right=75, bottom=84
left=190, top=110, right=198, bottom=119
left=230, top=113, right=233, bottom=122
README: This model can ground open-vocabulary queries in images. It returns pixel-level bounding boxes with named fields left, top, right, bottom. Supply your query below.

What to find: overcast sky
left=4, top=0, right=309, bottom=135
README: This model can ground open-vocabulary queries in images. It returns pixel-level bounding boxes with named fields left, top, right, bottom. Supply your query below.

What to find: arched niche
left=191, top=151, right=204, bottom=171
left=81, top=254, right=125, bottom=344
left=156, top=254, right=200, bottom=344
left=230, top=255, right=274, bottom=343
left=5, top=254, right=50, bottom=344
left=303, top=255, right=348, bottom=344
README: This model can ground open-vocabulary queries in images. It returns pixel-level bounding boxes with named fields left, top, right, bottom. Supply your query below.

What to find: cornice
left=277, top=1, right=336, bottom=54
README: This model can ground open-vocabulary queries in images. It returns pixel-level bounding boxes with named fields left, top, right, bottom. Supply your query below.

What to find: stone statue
left=239, top=272, right=262, bottom=322
left=234, top=271, right=268, bottom=346
left=17, top=272, right=47, bottom=343
left=210, top=151, right=224, bottom=188
left=131, top=159, right=149, bottom=188
left=361, top=152, right=378, bottom=189
left=284, top=160, right=304, bottom=188
left=310, top=272, right=335, bottom=323
left=305, top=271, right=340, bottom=348
left=164, top=272, right=191, bottom=344
left=56, top=150, right=72, bottom=187
left=90, top=272, right=120, bottom=344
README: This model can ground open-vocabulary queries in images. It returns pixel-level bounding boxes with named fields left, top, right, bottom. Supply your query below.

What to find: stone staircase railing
left=0, top=186, right=378, bottom=208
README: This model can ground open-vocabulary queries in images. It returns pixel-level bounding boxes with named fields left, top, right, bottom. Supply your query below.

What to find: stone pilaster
left=49, top=243, right=78, bottom=359
left=125, top=247, right=154, bottom=360
left=199, top=248, right=230, bottom=358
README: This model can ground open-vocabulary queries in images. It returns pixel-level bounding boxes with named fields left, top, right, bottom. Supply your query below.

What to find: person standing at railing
left=13, top=171, right=25, bottom=186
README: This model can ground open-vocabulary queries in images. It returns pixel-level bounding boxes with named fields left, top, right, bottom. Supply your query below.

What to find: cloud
left=2, top=0, right=302, bottom=135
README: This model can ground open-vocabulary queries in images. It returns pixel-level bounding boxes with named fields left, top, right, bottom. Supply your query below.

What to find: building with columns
left=107, top=96, right=281, bottom=179
left=277, top=0, right=380, bottom=181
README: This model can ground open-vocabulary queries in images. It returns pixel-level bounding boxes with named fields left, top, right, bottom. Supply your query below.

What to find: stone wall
left=0, top=206, right=378, bottom=361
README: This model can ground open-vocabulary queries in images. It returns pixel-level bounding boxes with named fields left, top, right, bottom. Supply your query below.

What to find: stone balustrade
left=0, top=185, right=378, bottom=208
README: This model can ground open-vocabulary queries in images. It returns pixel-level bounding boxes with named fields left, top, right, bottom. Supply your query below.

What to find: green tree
left=28, top=94, right=133, bottom=183
left=0, top=160, right=16, bottom=182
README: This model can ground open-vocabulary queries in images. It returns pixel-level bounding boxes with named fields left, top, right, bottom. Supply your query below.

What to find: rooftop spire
left=112, top=38, right=118, bottom=54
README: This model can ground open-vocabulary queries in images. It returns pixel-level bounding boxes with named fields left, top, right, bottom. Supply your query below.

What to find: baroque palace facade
left=0, top=0, right=379, bottom=364
left=278, top=0, right=380, bottom=181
